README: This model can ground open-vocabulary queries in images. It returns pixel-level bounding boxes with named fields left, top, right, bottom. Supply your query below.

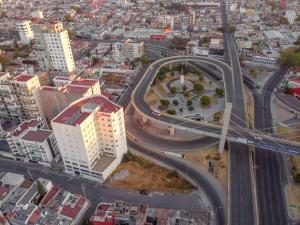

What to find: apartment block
left=5, top=118, right=60, bottom=166
left=0, top=173, right=90, bottom=225
left=39, top=76, right=101, bottom=121
left=0, top=72, right=43, bottom=121
left=32, top=22, right=75, bottom=74
left=16, top=20, right=34, bottom=45
left=112, top=39, right=144, bottom=62
left=51, top=95, right=127, bottom=182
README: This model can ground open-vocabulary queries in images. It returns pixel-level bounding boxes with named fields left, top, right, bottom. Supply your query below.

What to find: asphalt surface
left=220, top=1, right=255, bottom=224
left=254, top=67, right=290, bottom=225
left=0, top=158, right=204, bottom=219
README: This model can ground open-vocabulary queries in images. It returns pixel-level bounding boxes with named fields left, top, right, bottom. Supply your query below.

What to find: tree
left=279, top=16, right=289, bottom=25
left=250, top=69, right=257, bottom=78
left=217, top=27, right=225, bottom=33
left=92, top=57, right=100, bottom=65
left=167, top=109, right=176, bottom=115
left=229, top=26, right=236, bottom=33
left=215, top=88, right=224, bottom=97
left=36, top=180, right=46, bottom=197
left=188, top=106, right=194, bottom=111
left=294, top=174, right=300, bottom=184
left=182, top=85, right=187, bottom=92
left=280, top=47, right=300, bottom=66
left=201, top=96, right=211, bottom=106
left=160, top=99, right=170, bottom=108
left=193, top=82, right=204, bottom=94
left=139, top=54, right=149, bottom=64
left=187, top=100, right=193, bottom=106
left=179, top=108, right=183, bottom=112
left=170, top=86, right=177, bottom=94
left=173, top=99, right=179, bottom=106
left=294, top=35, right=300, bottom=46
left=64, top=14, right=73, bottom=22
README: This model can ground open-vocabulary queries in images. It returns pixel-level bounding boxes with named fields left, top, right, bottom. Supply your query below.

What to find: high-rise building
left=39, top=76, right=101, bottom=121
left=0, top=72, right=43, bottom=121
left=31, top=22, right=75, bottom=74
left=158, top=15, right=174, bottom=30
left=16, top=20, right=34, bottom=44
left=5, top=119, right=60, bottom=166
left=51, top=96, right=127, bottom=182
left=112, top=39, right=144, bottom=62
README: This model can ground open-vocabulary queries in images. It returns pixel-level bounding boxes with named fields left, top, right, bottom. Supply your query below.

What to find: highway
left=254, top=67, right=290, bottom=225
left=130, top=54, right=300, bottom=154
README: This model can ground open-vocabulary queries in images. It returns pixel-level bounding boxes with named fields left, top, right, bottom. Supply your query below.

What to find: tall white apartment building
left=112, top=39, right=144, bottom=62
left=51, top=96, right=127, bottom=182
left=31, top=22, right=75, bottom=74
left=6, top=119, right=60, bottom=166
left=158, top=15, right=174, bottom=30
left=0, top=72, right=42, bottom=121
left=16, top=20, right=34, bottom=44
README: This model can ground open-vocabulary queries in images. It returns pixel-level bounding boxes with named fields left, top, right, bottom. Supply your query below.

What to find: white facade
left=51, top=96, right=127, bottom=182
left=285, top=10, right=296, bottom=25
left=16, top=20, right=34, bottom=44
left=0, top=72, right=42, bottom=121
left=32, top=22, right=75, bottom=74
left=252, top=55, right=277, bottom=65
left=112, top=39, right=144, bottom=62
left=158, top=15, right=174, bottom=30
left=6, top=119, right=60, bottom=166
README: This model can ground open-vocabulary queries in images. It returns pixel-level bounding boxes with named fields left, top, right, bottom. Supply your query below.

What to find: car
left=254, top=136, right=263, bottom=141
left=152, top=110, right=161, bottom=116
left=139, top=189, right=149, bottom=195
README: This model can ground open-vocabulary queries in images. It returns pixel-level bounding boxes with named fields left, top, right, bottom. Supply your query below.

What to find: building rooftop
left=52, top=96, right=121, bottom=126
left=11, top=74, right=35, bottom=83
left=92, top=155, right=116, bottom=173
left=60, top=195, right=87, bottom=219
left=21, top=129, right=52, bottom=143
left=7, top=120, right=41, bottom=137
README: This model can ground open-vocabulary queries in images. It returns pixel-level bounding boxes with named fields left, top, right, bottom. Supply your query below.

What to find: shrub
left=188, top=106, right=194, bottom=111
left=294, top=174, right=300, bottom=183
left=187, top=100, right=193, bottom=106
left=170, top=86, right=177, bottom=94
left=215, top=88, right=224, bottom=97
left=167, top=170, right=179, bottom=179
left=200, top=96, right=211, bottom=106
left=193, top=82, right=204, bottom=93
left=167, top=109, right=176, bottom=115
left=173, top=100, right=179, bottom=106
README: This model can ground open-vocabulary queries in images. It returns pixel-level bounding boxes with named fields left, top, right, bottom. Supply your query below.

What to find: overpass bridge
left=131, top=55, right=300, bottom=155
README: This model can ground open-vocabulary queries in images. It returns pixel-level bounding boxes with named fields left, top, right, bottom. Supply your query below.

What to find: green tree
left=200, top=96, right=211, bottom=106
left=217, top=27, right=225, bottom=33
left=279, top=16, right=289, bottom=25
left=139, top=54, right=149, bottom=64
left=167, top=109, right=176, bottom=115
left=229, top=26, right=236, bottom=33
left=36, top=180, right=46, bottom=197
left=187, top=100, right=193, bottom=106
left=64, top=14, right=73, bottom=22
left=294, top=174, right=300, bottom=183
left=170, top=86, right=177, bottom=94
left=215, top=88, right=224, bottom=97
left=160, top=99, right=170, bottom=107
left=179, top=108, right=183, bottom=112
left=173, top=99, right=179, bottom=106
left=188, top=106, right=194, bottom=111
left=280, top=47, right=300, bottom=66
left=193, top=82, right=204, bottom=94
left=250, top=69, right=257, bottom=78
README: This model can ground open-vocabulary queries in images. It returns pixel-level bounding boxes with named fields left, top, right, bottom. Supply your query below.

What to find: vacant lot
left=106, top=152, right=195, bottom=194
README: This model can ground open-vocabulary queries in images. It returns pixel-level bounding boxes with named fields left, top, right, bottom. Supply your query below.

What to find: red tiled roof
left=53, top=96, right=121, bottom=126
left=40, top=186, right=61, bottom=206
left=21, top=129, right=52, bottom=143
left=63, top=85, right=90, bottom=94
left=0, top=186, right=9, bottom=200
left=40, top=86, right=58, bottom=91
left=291, top=88, right=300, bottom=95
left=70, top=78, right=98, bottom=87
left=11, top=74, right=35, bottom=82
left=28, top=208, right=40, bottom=225
left=8, top=120, right=41, bottom=136
left=60, top=196, right=87, bottom=219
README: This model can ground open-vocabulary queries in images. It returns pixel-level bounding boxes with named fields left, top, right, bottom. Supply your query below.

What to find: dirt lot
left=287, top=184, right=300, bottom=220
left=184, top=146, right=228, bottom=192
left=106, top=152, right=195, bottom=194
